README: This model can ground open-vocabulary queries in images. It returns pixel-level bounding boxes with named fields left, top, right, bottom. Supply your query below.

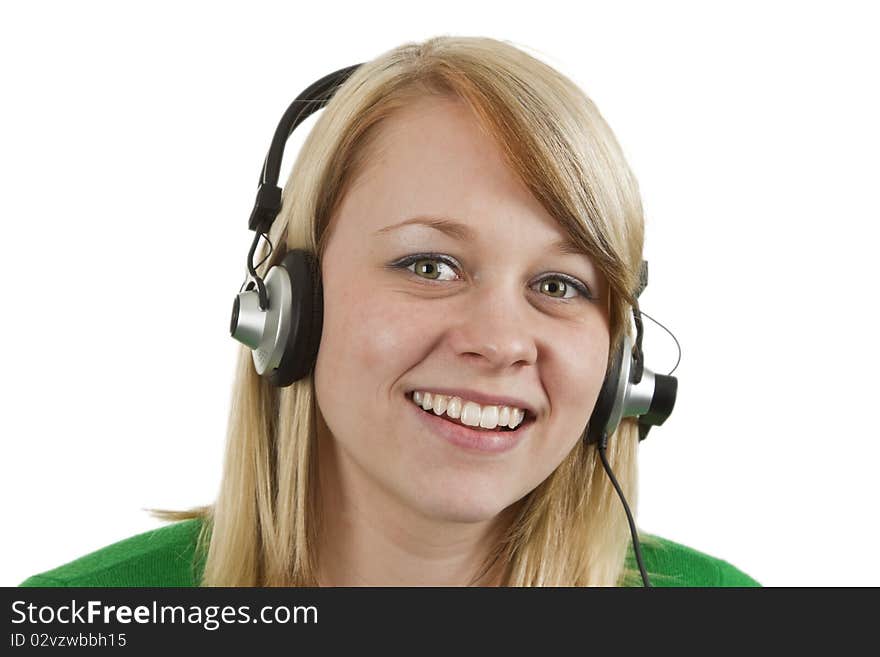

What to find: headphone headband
left=248, top=64, right=363, bottom=233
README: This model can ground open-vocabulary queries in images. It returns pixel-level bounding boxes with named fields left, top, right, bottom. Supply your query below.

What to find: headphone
left=229, top=63, right=678, bottom=587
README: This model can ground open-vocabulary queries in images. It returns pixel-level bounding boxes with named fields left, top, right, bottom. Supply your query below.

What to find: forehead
left=333, top=96, right=594, bottom=264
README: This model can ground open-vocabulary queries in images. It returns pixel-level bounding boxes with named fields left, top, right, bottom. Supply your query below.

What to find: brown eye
left=389, top=254, right=461, bottom=282
left=540, top=278, right=570, bottom=298
left=407, top=257, right=459, bottom=282
left=413, top=258, right=442, bottom=280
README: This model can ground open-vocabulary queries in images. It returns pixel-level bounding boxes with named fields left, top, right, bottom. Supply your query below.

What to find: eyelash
left=388, top=253, right=595, bottom=303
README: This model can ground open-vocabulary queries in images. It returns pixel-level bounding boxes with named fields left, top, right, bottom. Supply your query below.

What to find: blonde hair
left=154, top=35, right=667, bottom=586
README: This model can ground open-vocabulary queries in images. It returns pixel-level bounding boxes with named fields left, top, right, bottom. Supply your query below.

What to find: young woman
left=21, top=35, right=759, bottom=587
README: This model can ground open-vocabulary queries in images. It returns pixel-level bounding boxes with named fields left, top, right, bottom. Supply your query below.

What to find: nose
left=446, top=278, right=539, bottom=371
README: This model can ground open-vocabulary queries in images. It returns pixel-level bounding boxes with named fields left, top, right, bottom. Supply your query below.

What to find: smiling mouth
left=406, top=392, right=535, bottom=433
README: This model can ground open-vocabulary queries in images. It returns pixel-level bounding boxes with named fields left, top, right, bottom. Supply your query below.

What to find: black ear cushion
left=267, top=249, right=324, bottom=387
left=585, top=341, right=625, bottom=445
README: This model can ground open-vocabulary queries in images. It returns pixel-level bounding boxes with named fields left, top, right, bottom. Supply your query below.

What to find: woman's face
left=314, top=96, right=610, bottom=524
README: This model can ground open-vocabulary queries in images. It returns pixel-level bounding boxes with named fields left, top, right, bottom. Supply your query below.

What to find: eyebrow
left=374, top=215, right=587, bottom=257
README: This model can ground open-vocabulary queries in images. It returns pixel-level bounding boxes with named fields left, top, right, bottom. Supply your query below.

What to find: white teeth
left=510, top=408, right=524, bottom=428
left=498, top=406, right=511, bottom=426
left=410, top=391, right=527, bottom=430
left=432, top=395, right=448, bottom=415
left=479, top=405, right=499, bottom=429
left=461, top=401, right=482, bottom=427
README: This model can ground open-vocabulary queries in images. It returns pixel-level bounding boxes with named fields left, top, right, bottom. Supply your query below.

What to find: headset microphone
left=229, top=63, right=679, bottom=587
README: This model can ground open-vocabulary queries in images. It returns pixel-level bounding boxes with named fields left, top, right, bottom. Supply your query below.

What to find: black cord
left=598, top=433, right=652, bottom=587
left=239, top=231, right=273, bottom=310
left=635, top=309, right=682, bottom=377
left=238, top=231, right=275, bottom=294
left=255, top=231, right=274, bottom=270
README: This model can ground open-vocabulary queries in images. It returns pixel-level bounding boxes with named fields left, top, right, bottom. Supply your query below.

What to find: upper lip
left=408, top=386, right=537, bottom=418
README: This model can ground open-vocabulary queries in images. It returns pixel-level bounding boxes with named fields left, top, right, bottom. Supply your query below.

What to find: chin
left=409, top=485, right=515, bottom=525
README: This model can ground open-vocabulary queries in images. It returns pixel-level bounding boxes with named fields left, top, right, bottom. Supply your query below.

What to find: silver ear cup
left=603, top=332, right=676, bottom=440
left=230, top=288, right=266, bottom=350
left=230, top=264, right=293, bottom=375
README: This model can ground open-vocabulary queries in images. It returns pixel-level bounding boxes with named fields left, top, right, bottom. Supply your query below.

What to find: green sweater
left=18, top=519, right=761, bottom=587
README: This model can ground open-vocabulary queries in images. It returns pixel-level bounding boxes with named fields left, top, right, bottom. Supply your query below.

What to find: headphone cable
left=637, top=309, right=681, bottom=377
left=598, top=433, right=652, bottom=587
left=238, top=230, right=274, bottom=305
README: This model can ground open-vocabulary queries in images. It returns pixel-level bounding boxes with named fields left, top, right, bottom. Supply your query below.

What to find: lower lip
left=407, top=394, right=532, bottom=454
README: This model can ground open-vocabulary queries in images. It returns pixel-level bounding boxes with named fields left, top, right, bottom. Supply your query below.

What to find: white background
left=2, top=0, right=877, bottom=587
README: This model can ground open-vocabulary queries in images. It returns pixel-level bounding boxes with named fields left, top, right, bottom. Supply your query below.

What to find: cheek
left=542, top=328, right=610, bottom=452
left=316, top=264, right=437, bottom=401
left=323, top=294, right=422, bottom=375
